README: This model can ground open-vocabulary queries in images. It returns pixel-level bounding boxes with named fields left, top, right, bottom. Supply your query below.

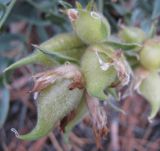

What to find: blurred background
left=0, top=0, right=160, bottom=151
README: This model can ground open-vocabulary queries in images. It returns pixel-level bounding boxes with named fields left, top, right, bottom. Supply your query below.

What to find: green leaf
left=0, top=87, right=10, bottom=128
left=152, top=0, right=160, bottom=19
left=104, top=40, right=142, bottom=51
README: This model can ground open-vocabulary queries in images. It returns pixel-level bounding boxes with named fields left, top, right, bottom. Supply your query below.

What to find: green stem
left=0, top=0, right=17, bottom=29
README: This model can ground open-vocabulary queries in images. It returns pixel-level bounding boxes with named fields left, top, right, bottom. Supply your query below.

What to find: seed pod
left=139, top=72, right=160, bottom=121
left=11, top=79, right=84, bottom=140
left=140, top=37, right=160, bottom=71
left=68, top=9, right=110, bottom=44
left=4, top=32, right=85, bottom=72
left=81, top=44, right=117, bottom=100
left=118, top=26, right=145, bottom=43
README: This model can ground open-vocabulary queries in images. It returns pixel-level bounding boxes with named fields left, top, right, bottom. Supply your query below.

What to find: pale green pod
left=81, top=45, right=117, bottom=100
left=118, top=27, right=146, bottom=43
left=139, top=72, right=160, bottom=120
left=140, top=37, right=160, bottom=71
left=69, top=9, right=110, bottom=44
left=4, top=32, right=85, bottom=72
left=12, top=79, right=84, bottom=140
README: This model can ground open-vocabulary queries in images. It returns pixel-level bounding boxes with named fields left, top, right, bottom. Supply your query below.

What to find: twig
left=0, top=0, right=17, bottom=29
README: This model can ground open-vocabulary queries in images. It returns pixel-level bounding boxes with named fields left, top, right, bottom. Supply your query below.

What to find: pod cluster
left=4, top=1, right=160, bottom=141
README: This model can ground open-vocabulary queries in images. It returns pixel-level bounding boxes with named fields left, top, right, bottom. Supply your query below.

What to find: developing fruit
left=81, top=44, right=116, bottom=100
left=4, top=32, right=85, bottom=72
left=68, top=9, right=110, bottom=44
left=140, top=37, right=160, bottom=70
left=12, top=79, right=84, bottom=140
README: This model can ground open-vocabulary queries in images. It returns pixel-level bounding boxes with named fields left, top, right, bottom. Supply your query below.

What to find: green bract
left=81, top=44, right=117, bottom=100
left=12, top=79, right=83, bottom=140
left=69, top=9, right=110, bottom=44
left=140, top=38, right=160, bottom=70
left=118, top=27, right=145, bottom=43
left=139, top=72, right=160, bottom=121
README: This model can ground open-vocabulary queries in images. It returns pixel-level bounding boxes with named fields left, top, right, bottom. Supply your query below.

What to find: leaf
left=33, top=44, right=79, bottom=64
left=12, top=79, right=84, bottom=140
left=152, top=0, right=160, bottom=19
left=0, top=87, right=10, bottom=128
left=104, top=40, right=142, bottom=51
left=0, top=0, right=17, bottom=29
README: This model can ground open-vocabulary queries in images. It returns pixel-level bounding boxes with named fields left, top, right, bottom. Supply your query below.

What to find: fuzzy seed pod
left=118, top=26, right=145, bottom=43
left=4, top=32, right=85, bottom=72
left=140, top=37, right=160, bottom=71
left=68, top=9, right=110, bottom=44
left=81, top=44, right=117, bottom=100
left=139, top=72, right=160, bottom=121
left=11, top=79, right=84, bottom=140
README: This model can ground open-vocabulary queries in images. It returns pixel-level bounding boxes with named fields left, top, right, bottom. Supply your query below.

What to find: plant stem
left=0, top=0, right=17, bottom=29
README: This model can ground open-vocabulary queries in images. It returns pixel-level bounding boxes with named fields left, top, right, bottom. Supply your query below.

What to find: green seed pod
left=68, top=9, right=110, bottom=44
left=81, top=45, right=117, bottom=100
left=118, top=26, right=145, bottom=43
left=11, top=79, right=84, bottom=140
left=139, top=72, right=160, bottom=121
left=140, top=38, right=160, bottom=71
left=4, top=32, right=85, bottom=72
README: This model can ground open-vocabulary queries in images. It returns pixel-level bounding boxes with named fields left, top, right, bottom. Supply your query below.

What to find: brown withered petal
left=86, top=94, right=109, bottom=149
left=112, top=50, right=131, bottom=87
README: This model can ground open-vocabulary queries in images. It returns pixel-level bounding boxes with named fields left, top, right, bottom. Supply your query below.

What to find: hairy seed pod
left=140, top=37, right=160, bottom=71
left=139, top=72, right=160, bottom=121
left=4, top=32, right=85, bottom=72
left=118, top=26, right=145, bottom=43
left=12, top=79, right=84, bottom=140
left=68, top=9, right=110, bottom=44
left=81, top=45, right=117, bottom=100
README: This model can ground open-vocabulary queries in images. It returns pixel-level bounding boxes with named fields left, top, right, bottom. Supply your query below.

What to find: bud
left=118, top=26, right=145, bottom=43
left=140, top=37, right=160, bottom=71
left=68, top=9, right=110, bottom=44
